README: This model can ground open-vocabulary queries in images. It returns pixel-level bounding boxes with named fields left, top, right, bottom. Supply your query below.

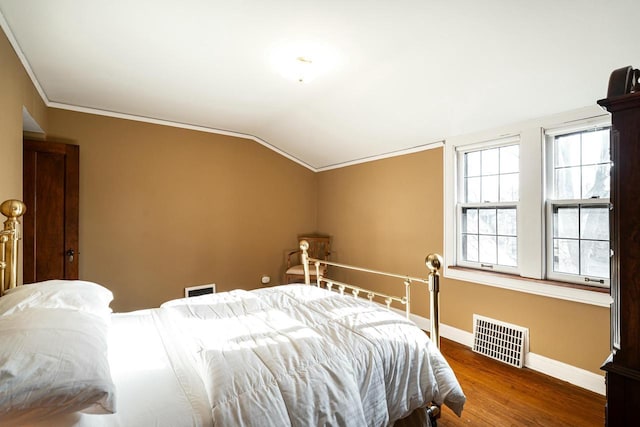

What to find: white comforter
left=25, top=284, right=464, bottom=427
left=161, top=284, right=466, bottom=426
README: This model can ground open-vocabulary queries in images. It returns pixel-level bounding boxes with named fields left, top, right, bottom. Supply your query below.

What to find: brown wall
left=317, top=150, right=443, bottom=317
left=317, top=147, right=610, bottom=375
left=0, top=29, right=47, bottom=201
left=46, top=109, right=317, bottom=311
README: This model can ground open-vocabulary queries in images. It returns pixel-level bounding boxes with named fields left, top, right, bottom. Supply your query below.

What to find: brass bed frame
left=0, top=199, right=26, bottom=296
left=0, top=202, right=445, bottom=350
left=0, top=202, right=446, bottom=423
left=0, top=202, right=444, bottom=350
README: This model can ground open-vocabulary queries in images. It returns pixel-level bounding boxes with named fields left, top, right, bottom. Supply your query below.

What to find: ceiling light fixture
left=295, top=56, right=314, bottom=83
left=269, top=42, right=339, bottom=84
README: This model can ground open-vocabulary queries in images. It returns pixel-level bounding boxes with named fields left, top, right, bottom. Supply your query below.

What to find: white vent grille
left=184, top=283, right=216, bottom=298
left=472, top=314, right=528, bottom=368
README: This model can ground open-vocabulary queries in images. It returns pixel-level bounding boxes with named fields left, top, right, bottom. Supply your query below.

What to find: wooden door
left=23, top=140, right=79, bottom=283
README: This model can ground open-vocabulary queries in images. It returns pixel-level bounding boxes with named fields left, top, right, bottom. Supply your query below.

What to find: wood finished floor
left=436, top=337, right=605, bottom=426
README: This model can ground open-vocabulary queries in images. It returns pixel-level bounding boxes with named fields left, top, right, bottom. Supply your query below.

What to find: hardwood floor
left=436, top=337, right=606, bottom=426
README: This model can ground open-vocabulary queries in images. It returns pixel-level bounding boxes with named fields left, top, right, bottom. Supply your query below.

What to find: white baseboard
left=524, top=352, right=605, bottom=396
left=399, top=308, right=605, bottom=395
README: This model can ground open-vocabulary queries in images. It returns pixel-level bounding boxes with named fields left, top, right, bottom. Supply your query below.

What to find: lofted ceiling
left=1, top=1, right=637, bottom=171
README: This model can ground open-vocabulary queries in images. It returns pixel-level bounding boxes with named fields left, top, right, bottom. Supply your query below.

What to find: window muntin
left=458, top=143, right=519, bottom=271
left=547, top=127, right=611, bottom=287
left=554, top=129, right=610, bottom=199
left=462, top=207, right=517, bottom=266
left=551, top=204, right=609, bottom=278
left=464, top=145, right=519, bottom=203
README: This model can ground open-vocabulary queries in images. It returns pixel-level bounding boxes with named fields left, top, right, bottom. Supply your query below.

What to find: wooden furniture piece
left=598, top=66, right=640, bottom=426
left=284, top=235, right=330, bottom=283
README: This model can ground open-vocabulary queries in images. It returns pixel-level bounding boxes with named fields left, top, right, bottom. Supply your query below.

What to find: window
left=444, top=109, right=612, bottom=306
left=546, top=127, right=611, bottom=287
left=458, top=143, right=519, bottom=272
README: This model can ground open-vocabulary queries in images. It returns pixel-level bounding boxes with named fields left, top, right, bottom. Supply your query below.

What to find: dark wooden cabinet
left=598, top=89, right=640, bottom=425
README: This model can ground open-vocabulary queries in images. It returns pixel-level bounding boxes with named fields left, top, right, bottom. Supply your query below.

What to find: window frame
left=544, top=125, right=611, bottom=288
left=455, top=137, right=520, bottom=275
left=443, top=107, right=612, bottom=307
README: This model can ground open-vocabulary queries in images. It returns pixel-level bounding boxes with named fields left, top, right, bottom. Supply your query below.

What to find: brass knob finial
left=0, top=200, right=26, bottom=218
left=425, top=253, right=443, bottom=273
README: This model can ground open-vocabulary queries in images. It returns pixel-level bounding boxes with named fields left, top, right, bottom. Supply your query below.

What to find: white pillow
left=0, top=280, right=113, bottom=319
left=0, top=308, right=115, bottom=424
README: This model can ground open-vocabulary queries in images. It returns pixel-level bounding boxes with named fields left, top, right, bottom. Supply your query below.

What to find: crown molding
left=315, top=141, right=444, bottom=172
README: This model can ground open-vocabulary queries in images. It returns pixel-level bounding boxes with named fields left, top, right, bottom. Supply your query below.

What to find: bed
left=0, top=199, right=465, bottom=426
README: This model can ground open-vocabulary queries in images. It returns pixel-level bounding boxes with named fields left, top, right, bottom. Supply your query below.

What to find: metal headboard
left=300, top=240, right=444, bottom=350
left=0, top=199, right=26, bottom=296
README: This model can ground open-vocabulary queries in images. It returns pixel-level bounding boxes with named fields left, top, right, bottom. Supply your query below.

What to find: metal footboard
left=299, top=240, right=443, bottom=350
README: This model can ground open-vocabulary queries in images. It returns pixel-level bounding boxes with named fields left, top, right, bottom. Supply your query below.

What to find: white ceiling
left=1, top=1, right=638, bottom=171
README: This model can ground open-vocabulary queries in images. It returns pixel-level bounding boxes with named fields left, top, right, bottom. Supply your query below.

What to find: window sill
left=445, top=266, right=612, bottom=307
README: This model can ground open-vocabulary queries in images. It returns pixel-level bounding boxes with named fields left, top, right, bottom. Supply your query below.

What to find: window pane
left=500, top=173, right=519, bottom=202
left=555, top=167, right=581, bottom=199
left=463, top=144, right=520, bottom=204
left=482, top=175, right=499, bottom=202
left=582, top=164, right=610, bottom=199
left=479, top=209, right=496, bottom=235
left=554, top=238, right=579, bottom=275
left=555, top=133, right=581, bottom=167
left=465, top=151, right=481, bottom=177
left=498, top=236, right=517, bottom=266
left=479, top=235, right=497, bottom=263
left=500, top=145, right=519, bottom=174
left=481, top=148, right=499, bottom=175
left=580, top=206, right=609, bottom=240
left=497, top=208, right=517, bottom=236
left=580, top=240, right=610, bottom=278
left=463, top=234, right=479, bottom=262
left=463, top=208, right=478, bottom=233
left=553, top=127, right=611, bottom=201
left=465, top=177, right=481, bottom=203
left=581, top=129, right=610, bottom=166
left=553, top=206, right=579, bottom=239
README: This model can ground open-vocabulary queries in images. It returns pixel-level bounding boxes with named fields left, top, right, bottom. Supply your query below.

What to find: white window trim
left=443, top=105, right=613, bottom=307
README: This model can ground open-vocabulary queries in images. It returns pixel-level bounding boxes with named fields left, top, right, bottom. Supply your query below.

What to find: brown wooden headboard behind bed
left=0, top=199, right=26, bottom=296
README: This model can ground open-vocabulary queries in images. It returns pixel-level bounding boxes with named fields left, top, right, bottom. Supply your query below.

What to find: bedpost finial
left=300, top=240, right=309, bottom=251
left=425, top=253, right=443, bottom=274
left=0, top=200, right=26, bottom=219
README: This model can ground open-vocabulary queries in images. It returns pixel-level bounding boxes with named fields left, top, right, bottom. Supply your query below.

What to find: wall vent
left=184, top=283, right=216, bottom=298
left=472, top=314, right=528, bottom=368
